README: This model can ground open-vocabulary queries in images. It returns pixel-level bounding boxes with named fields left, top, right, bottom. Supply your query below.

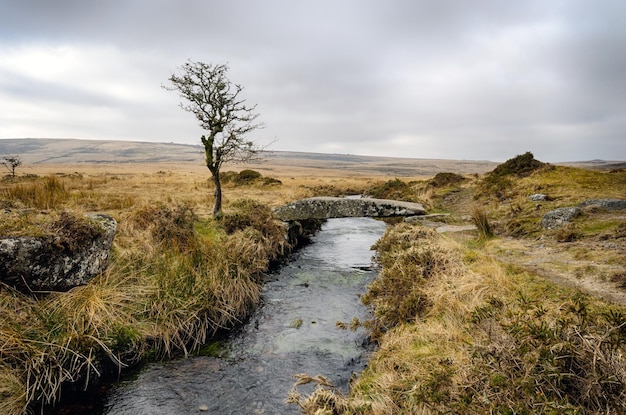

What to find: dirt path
left=489, top=237, right=626, bottom=306
left=434, top=187, right=626, bottom=306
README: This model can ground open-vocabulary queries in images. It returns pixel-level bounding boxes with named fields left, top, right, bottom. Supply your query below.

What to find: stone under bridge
left=273, top=197, right=426, bottom=221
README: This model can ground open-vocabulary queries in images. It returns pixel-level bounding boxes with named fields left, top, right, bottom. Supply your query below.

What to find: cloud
left=0, top=0, right=625, bottom=161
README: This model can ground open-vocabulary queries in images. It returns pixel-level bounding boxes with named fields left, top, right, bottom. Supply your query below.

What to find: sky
left=1, top=0, right=625, bottom=162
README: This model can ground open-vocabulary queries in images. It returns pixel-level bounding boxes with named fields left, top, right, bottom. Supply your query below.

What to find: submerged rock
left=0, top=214, right=117, bottom=292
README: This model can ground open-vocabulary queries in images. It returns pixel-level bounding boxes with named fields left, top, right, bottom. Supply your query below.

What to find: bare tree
left=2, top=155, right=22, bottom=178
left=163, top=61, right=263, bottom=219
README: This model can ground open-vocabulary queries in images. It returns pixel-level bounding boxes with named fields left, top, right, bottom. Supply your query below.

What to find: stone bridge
left=274, top=197, right=426, bottom=221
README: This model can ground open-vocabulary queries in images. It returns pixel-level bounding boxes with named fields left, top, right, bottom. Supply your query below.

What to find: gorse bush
left=131, top=203, right=197, bottom=250
left=220, top=169, right=282, bottom=186
left=491, top=151, right=546, bottom=178
left=366, top=178, right=408, bottom=198
left=466, top=294, right=626, bottom=414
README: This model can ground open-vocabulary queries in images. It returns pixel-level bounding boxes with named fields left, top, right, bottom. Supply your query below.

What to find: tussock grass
left=292, top=223, right=626, bottom=414
left=1, top=175, right=69, bottom=209
left=470, top=206, right=494, bottom=240
left=0, top=199, right=281, bottom=414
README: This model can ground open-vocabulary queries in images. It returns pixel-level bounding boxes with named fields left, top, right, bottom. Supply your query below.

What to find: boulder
left=579, top=198, right=626, bottom=211
left=541, top=207, right=582, bottom=229
left=0, top=214, right=117, bottom=292
left=530, top=194, right=548, bottom=201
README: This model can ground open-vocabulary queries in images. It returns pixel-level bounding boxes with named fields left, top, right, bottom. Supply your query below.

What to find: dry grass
left=292, top=223, right=626, bottom=414
left=0, top=166, right=297, bottom=414
left=2, top=159, right=625, bottom=414
left=470, top=206, right=494, bottom=240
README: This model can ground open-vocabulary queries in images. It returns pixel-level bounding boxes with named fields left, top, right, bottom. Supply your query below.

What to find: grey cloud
left=1, top=0, right=625, bottom=161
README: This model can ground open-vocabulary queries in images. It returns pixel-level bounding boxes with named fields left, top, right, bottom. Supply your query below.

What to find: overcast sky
left=1, top=1, right=625, bottom=162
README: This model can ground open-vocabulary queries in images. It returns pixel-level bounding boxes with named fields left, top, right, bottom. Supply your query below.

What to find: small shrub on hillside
left=46, top=211, right=105, bottom=253
left=131, top=203, right=197, bottom=250
left=303, top=184, right=363, bottom=197
left=366, top=178, right=414, bottom=201
left=236, top=169, right=262, bottom=183
left=220, top=169, right=282, bottom=186
left=491, top=151, right=546, bottom=178
left=478, top=152, right=550, bottom=201
left=464, top=295, right=626, bottom=414
left=554, top=224, right=581, bottom=242
left=428, top=172, right=466, bottom=188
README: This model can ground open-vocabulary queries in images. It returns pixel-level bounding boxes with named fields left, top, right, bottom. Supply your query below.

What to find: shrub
left=131, top=203, right=197, bottom=250
left=478, top=152, right=548, bottom=201
left=366, top=178, right=413, bottom=201
left=428, top=172, right=466, bottom=188
left=236, top=169, right=262, bottom=183
left=362, top=224, right=459, bottom=336
left=221, top=199, right=289, bottom=259
left=219, top=169, right=281, bottom=186
left=465, top=295, right=626, bottom=414
left=491, top=151, right=546, bottom=178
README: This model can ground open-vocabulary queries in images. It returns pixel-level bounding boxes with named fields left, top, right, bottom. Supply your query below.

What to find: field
left=1, top=140, right=626, bottom=414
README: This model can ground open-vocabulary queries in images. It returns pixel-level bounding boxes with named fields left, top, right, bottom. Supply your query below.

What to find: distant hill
left=1, top=138, right=622, bottom=177
left=0, top=138, right=203, bottom=165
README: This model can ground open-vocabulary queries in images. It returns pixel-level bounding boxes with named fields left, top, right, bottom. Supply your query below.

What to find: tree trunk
left=211, top=170, right=223, bottom=219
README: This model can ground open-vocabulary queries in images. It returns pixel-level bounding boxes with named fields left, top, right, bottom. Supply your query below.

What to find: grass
left=1, top=157, right=625, bottom=414
left=0, top=169, right=295, bottom=414
left=291, top=223, right=626, bottom=414
left=287, top=155, right=626, bottom=414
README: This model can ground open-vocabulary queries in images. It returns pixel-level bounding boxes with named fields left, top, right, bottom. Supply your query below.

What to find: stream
left=53, top=217, right=387, bottom=415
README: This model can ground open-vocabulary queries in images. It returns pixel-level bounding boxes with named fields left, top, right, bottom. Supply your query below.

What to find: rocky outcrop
left=541, top=199, right=626, bottom=230
left=579, top=198, right=626, bottom=211
left=274, top=197, right=426, bottom=221
left=0, top=214, right=117, bottom=292
left=541, top=207, right=582, bottom=229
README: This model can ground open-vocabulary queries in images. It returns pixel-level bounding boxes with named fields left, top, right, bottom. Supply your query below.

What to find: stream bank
left=53, top=217, right=386, bottom=414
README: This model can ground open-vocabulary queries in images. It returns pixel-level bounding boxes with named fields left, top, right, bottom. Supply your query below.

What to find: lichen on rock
left=0, top=212, right=117, bottom=293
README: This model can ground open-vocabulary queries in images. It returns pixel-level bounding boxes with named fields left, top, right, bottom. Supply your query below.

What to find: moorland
left=1, top=138, right=626, bottom=414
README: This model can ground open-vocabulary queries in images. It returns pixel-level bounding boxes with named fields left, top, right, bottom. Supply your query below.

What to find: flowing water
left=54, top=217, right=386, bottom=415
